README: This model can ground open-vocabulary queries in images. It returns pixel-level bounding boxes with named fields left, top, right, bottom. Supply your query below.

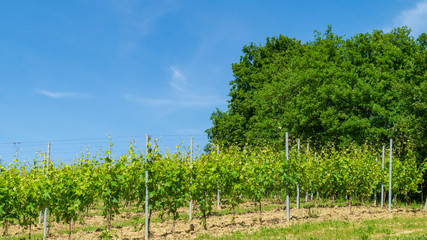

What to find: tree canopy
left=206, top=26, right=427, bottom=161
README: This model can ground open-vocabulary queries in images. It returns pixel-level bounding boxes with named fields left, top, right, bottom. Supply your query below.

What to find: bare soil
left=3, top=203, right=427, bottom=239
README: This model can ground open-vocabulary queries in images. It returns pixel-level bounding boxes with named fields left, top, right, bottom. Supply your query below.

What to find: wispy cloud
left=392, top=0, right=427, bottom=35
left=169, top=66, right=187, bottom=92
left=111, top=0, right=177, bottom=35
left=123, top=95, right=174, bottom=106
left=36, top=89, right=89, bottom=99
left=124, top=94, right=225, bottom=108
left=125, top=61, right=227, bottom=109
left=112, top=0, right=178, bottom=55
left=123, top=66, right=226, bottom=108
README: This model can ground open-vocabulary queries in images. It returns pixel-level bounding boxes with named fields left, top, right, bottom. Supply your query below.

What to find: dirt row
left=3, top=203, right=427, bottom=239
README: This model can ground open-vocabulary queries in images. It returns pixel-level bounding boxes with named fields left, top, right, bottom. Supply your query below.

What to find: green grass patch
left=196, top=216, right=427, bottom=240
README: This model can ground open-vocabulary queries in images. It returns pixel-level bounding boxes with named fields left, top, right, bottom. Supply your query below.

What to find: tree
left=206, top=26, right=427, bottom=164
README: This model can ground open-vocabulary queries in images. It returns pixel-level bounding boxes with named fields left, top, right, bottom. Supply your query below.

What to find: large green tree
left=207, top=26, right=427, bottom=161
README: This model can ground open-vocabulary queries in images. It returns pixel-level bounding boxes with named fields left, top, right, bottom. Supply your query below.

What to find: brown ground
left=2, top=202, right=427, bottom=240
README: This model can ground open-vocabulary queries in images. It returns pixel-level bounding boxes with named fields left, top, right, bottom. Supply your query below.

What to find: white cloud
left=36, top=89, right=89, bottom=99
left=171, top=66, right=185, bottom=81
left=169, top=66, right=187, bottom=92
left=124, top=65, right=227, bottom=110
left=393, top=0, right=427, bottom=35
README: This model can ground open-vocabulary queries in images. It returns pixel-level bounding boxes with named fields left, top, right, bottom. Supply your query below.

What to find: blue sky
left=0, top=0, right=426, bottom=163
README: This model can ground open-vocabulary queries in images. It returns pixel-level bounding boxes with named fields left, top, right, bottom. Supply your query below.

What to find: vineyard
left=0, top=135, right=427, bottom=240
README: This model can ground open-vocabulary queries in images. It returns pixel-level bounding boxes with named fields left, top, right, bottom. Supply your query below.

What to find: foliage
left=206, top=26, right=427, bottom=166
left=0, top=140, right=425, bottom=235
left=389, top=145, right=427, bottom=206
left=190, top=152, right=218, bottom=229
left=151, top=149, right=190, bottom=232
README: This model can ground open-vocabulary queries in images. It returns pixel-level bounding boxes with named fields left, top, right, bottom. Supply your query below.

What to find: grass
left=196, top=215, right=427, bottom=240
left=1, top=233, right=44, bottom=240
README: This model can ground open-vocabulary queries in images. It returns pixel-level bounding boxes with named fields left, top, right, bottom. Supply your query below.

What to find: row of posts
left=36, top=135, right=426, bottom=239
left=292, top=138, right=396, bottom=214
left=37, top=143, right=50, bottom=239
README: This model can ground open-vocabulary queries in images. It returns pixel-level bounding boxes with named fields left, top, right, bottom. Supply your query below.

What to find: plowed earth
left=3, top=202, right=427, bottom=239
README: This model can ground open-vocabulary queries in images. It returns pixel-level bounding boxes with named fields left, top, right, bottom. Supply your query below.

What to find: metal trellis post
left=286, top=133, right=290, bottom=221
left=43, top=143, right=50, bottom=240
left=381, top=145, right=385, bottom=208
left=189, top=137, right=193, bottom=221
left=145, top=134, right=149, bottom=239
left=388, top=139, right=393, bottom=212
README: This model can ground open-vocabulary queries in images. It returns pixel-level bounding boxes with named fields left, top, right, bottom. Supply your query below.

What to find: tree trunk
left=160, top=211, right=165, bottom=223
left=232, top=204, right=236, bottom=216
left=349, top=194, right=353, bottom=215
left=69, top=221, right=72, bottom=240
left=405, top=195, right=408, bottom=212
left=22, top=216, right=26, bottom=234
left=47, top=211, right=52, bottom=237
left=374, top=189, right=377, bottom=206
left=149, top=209, right=153, bottom=233
left=4, top=220, right=9, bottom=240
left=332, top=193, right=335, bottom=207
left=421, top=183, right=424, bottom=206
left=259, top=201, right=262, bottom=222
left=28, top=217, right=31, bottom=240
left=383, top=192, right=387, bottom=208
left=232, top=205, right=236, bottom=224
left=106, top=210, right=109, bottom=231
left=172, top=212, right=176, bottom=233
left=107, top=206, right=111, bottom=232
left=368, top=196, right=371, bottom=214
left=203, top=211, right=207, bottom=230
